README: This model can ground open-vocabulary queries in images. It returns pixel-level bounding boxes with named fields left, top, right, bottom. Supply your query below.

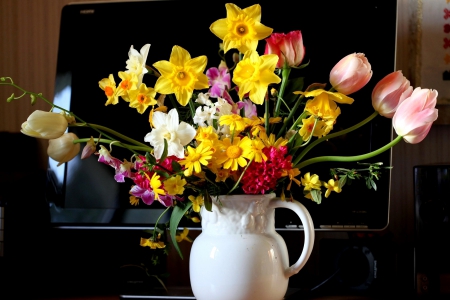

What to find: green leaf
left=160, top=139, right=169, bottom=162
left=154, top=170, right=170, bottom=178
left=146, top=152, right=156, bottom=165
left=370, top=179, right=377, bottom=191
left=311, top=189, right=322, bottom=204
left=204, top=191, right=212, bottom=212
left=338, top=175, right=347, bottom=189
left=171, top=160, right=182, bottom=172
left=169, top=202, right=193, bottom=259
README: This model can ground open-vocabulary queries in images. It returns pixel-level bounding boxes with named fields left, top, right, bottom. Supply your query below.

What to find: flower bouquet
left=1, top=2, right=438, bottom=259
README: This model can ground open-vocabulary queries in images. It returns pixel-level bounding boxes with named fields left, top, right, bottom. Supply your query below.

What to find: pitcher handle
left=269, top=198, right=315, bottom=278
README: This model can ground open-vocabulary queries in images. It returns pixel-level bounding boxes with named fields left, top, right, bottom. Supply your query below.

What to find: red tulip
left=329, top=53, right=372, bottom=95
left=372, top=71, right=413, bottom=118
left=392, top=87, right=438, bottom=144
left=264, top=30, right=305, bottom=68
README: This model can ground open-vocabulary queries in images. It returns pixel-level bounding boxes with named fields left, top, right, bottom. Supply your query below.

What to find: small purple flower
left=130, top=185, right=155, bottom=205
left=206, top=62, right=230, bottom=98
left=237, top=99, right=257, bottom=118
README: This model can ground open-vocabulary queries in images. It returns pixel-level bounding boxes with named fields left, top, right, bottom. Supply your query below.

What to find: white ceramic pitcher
left=189, top=193, right=315, bottom=300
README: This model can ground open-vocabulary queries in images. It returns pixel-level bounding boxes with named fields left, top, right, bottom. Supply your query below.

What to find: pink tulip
left=392, top=87, right=438, bottom=144
left=329, top=53, right=372, bottom=95
left=264, top=30, right=305, bottom=68
left=372, top=71, right=413, bottom=118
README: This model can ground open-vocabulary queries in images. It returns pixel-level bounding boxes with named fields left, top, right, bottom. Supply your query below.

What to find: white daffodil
left=125, top=44, right=150, bottom=86
left=144, top=108, right=196, bottom=159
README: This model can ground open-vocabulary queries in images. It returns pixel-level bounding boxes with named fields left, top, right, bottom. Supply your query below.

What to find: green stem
left=295, top=135, right=402, bottom=170
left=152, top=206, right=171, bottom=242
left=74, top=138, right=152, bottom=152
left=293, top=111, right=379, bottom=166
left=72, top=123, right=149, bottom=148
left=276, top=94, right=305, bottom=139
left=274, top=66, right=291, bottom=118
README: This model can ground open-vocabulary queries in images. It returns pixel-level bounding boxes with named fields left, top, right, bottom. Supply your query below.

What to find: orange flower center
left=120, top=80, right=130, bottom=90
left=226, top=145, right=242, bottom=159
left=137, top=94, right=147, bottom=103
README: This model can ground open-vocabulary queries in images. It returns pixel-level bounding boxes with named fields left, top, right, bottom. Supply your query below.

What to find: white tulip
left=47, top=132, right=80, bottom=166
left=21, top=110, right=68, bottom=139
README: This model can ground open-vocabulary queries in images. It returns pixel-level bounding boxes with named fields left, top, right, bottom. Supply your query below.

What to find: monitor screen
left=47, top=0, right=397, bottom=230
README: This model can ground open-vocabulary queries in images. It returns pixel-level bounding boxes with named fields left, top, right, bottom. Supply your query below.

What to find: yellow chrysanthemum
left=216, top=136, right=253, bottom=171
left=117, top=71, right=138, bottom=102
left=188, top=195, right=204, bottom=213
left=324, top=179, right=342, bottom=198
left=153, top=45, right=209, bottom=106
left=219, top=114, right=247, bottom=132
left=260, top=132, right=288, bottom=148
left=99, top=74, right=120, bottom=106
left=128, top=83, right=157, bottom=114
left=247, top=138, right=267, bottom=163
left=196, top=126, right=218, bottom=143
left=179, top=143, right=214, bottom=177
left=233, top=50, right=281, bottom=105
left=164, top=175, right=187, bottom=196
left=210, top=3, right=273, bottom=53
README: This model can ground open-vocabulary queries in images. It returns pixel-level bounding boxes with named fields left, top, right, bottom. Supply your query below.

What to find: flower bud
left=264, top=30, right=305, bottom=68
left=329, top=53, right=372, bottom=95
left=393, top=87, right=438, bottom=144
left=372, top=71, right=413, bottom=118
left=21, top=110, right=68, bottom=139
left=81, top=136, right=96, bottom=159
left=47, top=132, right=81, bottom=166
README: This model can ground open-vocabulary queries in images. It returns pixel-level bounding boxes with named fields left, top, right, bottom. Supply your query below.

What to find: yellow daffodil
left=164, top=175, right=187, bottom=196
left=117, top=71, right=138, bottom=102
left=99, top=74, right=121, bottom=105
left=128, top=83, right=157, bottom=114
left=179, top=143, right=214, bottom=177
left=216, top=136, right=253, bottom=171
left=299, top=115, right=330, bottom=140
left=188, top=195, right=204, bottom=213
left=213, top=167, right=231, bottom=182
left=233, top=50, right=281, bottom=105
left=324, top=179, right=342, bottom=198
left=153, top=45, right=209, bottom=106
left=210, top=3, right=273, bottom=53
left=295, top=89, right=353, bottom=121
